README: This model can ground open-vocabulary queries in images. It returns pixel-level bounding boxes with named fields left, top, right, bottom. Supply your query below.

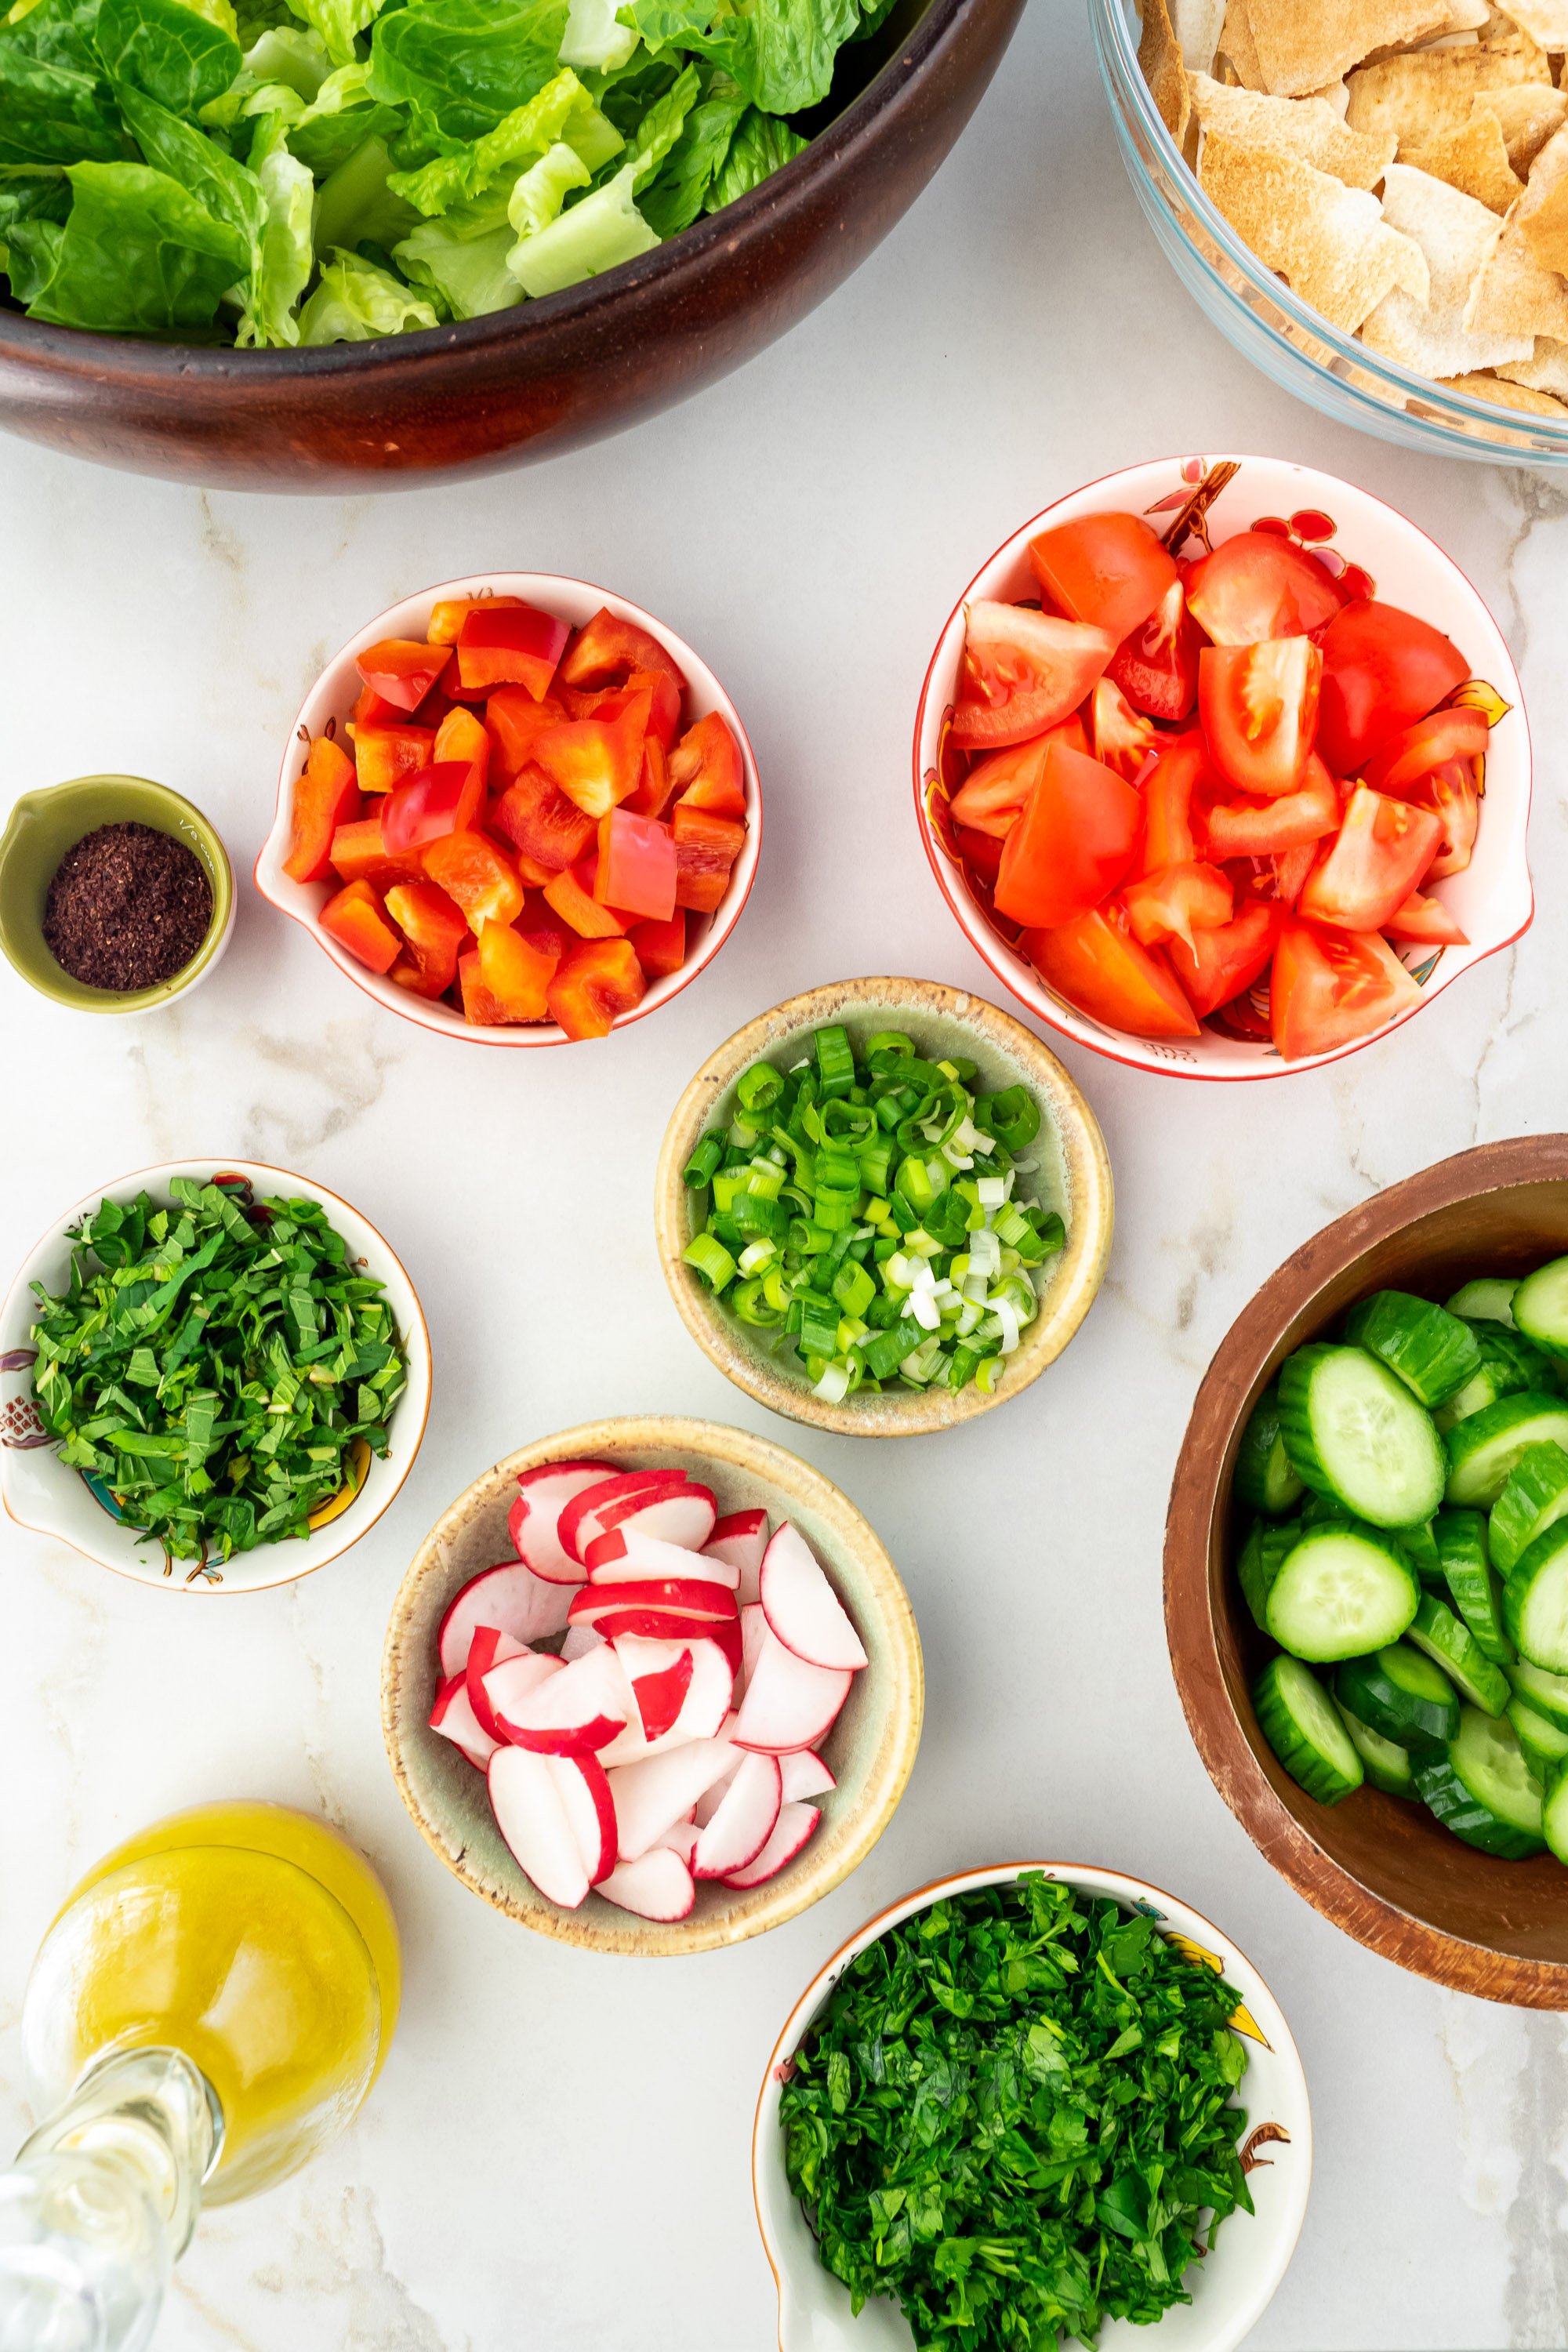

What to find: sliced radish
left=722, top=1802, right=822, bottom=1889
left=438, top=1560, right=568, bottom=1672
left=780, top=1748, right=837, bottom=1802
left=608, top=1733, right=741, bottom=1860
left=546, top=1751, right=617, bottom=1884
left=598, top=1484, right=717, bottom=1555
left=739, top=1600, right=769, bottom=1697
left=585, top=1526, right=739, bottom=1589
left=692, top=1753, right=742, bottom=1827
left=615, top=1635, right=695, bottom=1740
left=557, top=1468, right=695, bottom=1563
left=430, top=1671, right=499, bottom=1769
left=559, top=1622, right=605, bottom=1662
left=733, top=1625, right=851, bottom=1755
left=655, top=1817, right=699, bottom=1863
left=567, top=1578, right=738, bottom=1627
left=488, top=1745, right=590, bottom=1909
left=488, top=1644, right=632, bottom=1755
left=466, top=1627, right=531, bottom=1741
left=760, top=1521, right=869, bottom=1671
left=693, top=1751, right=782, bottom=1880
left=598, top=1637, right=734, bottom=1766
left=706, top=1508, right=769, bottom=1606
left=597, top=1848, right=695, bottom=1922
left=508, top=1458, right=615, bottom=1585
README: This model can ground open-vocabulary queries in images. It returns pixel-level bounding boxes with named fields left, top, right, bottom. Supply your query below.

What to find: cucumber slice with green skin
left=1446, top=1279, right=1517, bottom=1327
left=1237, top=1516, right=1301, bottom=1632
left=1443, top=1393, right=1568, bottom=1508
left=1434, top=1326, right=1560, bottom=1432
left=1334, top=1698, right=1417, bottom=1798
left=1300, top=1491, right=1352, bottom=1526
left=1504, top=1521, right=1568, bottom=1672
left=1433, top=1508, right=1512, bottom=1664
left=1334, top=1642, right=1461, bottom=1755
left=1264, top=1525, right=1419, bottom=1662
left=1504, top=1695, right=1568, bottom=1785
left=1406, top=1592, right=1510, bottom=1716
left=1254, top=1656, right=1364, bottom=1805
left=1416, top=1707, right=1546, bottom=1857
left=1541, top=1760, right=1568, bottom=1866
left=1278, top=1344, right=1447, bottom=1529
left=1436, top=1361, right=1512, bottom=1435
left=1506, top=1656, right=1568, bottom=1732
left=1399, top=1519, right=1443, bottom=1584
left=1344, top=1290, right=1483, bottom=1410
left=1512, top=1258, right=1568, bottom=1364
left=1235, top=1381, right=1306, bottom=1515
left=1489, top=1440, right=1568, bottom=1578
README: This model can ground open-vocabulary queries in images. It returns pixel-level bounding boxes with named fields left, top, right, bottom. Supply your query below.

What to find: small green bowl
left=0, top=777, right=235, bottom=1014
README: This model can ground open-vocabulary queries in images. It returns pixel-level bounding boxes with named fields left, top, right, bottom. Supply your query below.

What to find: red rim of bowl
left=256, top=572, right=762, bottom=1047
left=912, top=453, right=1534, bottom=1083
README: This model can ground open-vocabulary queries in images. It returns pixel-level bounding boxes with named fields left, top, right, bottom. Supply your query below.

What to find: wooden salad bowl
left=0, top=0, right=1024, bottom=492
left=1166, top=1137, right=1568, bottom=2008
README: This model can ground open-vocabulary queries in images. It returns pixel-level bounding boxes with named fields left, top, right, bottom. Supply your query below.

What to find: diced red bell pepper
left=1140, top=737, right=1205, bottom=873
left=543, top=858, right=630, bottom=939
left=493, top=828, right=561, bottom=888
left=1167, top=898, right=1282, bottom=1018
left=558, top=608, right=687, bottom=694
left=546, top=937, right=648, bottom=1040
left=285, top=735, right=361, bottom=884
left=382, top=760, right=485, bottom=853
left=624, top=735, right=675, bottom=821
left=478, top=919, right=561, bottom=1022
left=458, top=948, right=507, bottom=1027
left=328, top=815, right=426, bottom=889
left=596, top=808, right=677, bottom=922
left=670, top=710, right=746, bottom=818
left=421, top=830, right=525, bottom=933
left=429, top=594, right=525, bottom=646
left=1383, top=888, right=1468, bottom=945
left=434, top=703, right=491, bottom=789
left=564, top=668, right=683, bottom=750
left=1121, top=861, right=1232, bottom=954
left=456, top=602, right=571, bottom=699
left=490, top=763, right=597, bottom=872
left=486, top=688, right=567, bottom=782
left=383, top=880, right=467, bottom=998
left=535, top=691, right=652, bottom=820
left=672, top=803, right=746, bottom=913
left=352, top=682, right=412, bottom=729
left=356, top=638, right=452, bottom=713
left=516, top=891, right=572, bottom=960
left=354, top=724, right=436, bottom=794
left=321, top=878, right=401, bottom=975
left=628, top=909, right=687, bottom=978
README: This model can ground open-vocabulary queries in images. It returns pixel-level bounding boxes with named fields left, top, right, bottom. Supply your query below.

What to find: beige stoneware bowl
left=655, top=978, right=1114, bottom=1436
left=381, top=1415, right=923, bottom=1955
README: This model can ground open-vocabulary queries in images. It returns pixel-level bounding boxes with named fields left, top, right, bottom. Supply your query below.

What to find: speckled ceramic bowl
left=381, top=1417, right=923, bottom=1955
left=755, top=1861, right=1312, bottom=2352
left=654, top=978, right=1114, bottom=1436
left=0, top=776, right=234, bottom=1014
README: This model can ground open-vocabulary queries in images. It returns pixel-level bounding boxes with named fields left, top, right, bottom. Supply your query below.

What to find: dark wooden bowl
left=0, top=0, right=1022, bottom=492
left=1166, top=1136, right=1568, bottom=2009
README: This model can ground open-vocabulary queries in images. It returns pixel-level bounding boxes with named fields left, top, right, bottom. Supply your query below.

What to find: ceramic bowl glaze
left=654, top=978, right=1114, bottom=1436
left=381, top=1416, right=923, bottom=1954
left=0, top=776, right=234, bottom=1014
left=755, top=1861, right=1312, bottom=2352
left=0, top=1158, right=431, bottom=1593
left=915, top=454, right=1531, bottom=1082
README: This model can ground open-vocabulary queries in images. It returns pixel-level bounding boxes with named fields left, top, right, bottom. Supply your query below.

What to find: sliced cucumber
left=1301, top=1491, right=1352, bottom=1527
left=1436, top=1360, right=1512, bottom=1434
left=1399, top=1519, right=1443, bottom=1584
left=1254, top=1656, right=1363, bottom=1805
left=1344, top=1290, right=1483, bottom=1410
left=1474, top=1323, right=1563, bottom=1394
left=1443, top=1392, right=1568, bottom=1508
left=1335, top=1642, right=1461, bottom=1755
left=1433, top=1508, right=1512, bottom=1664
left=1237, top=1516, right=1301, bottom=1632
left=1416, top=1707, right=1546, bottom=1857
left=1541, top=1761, right=1568, bottom=1867
left=1512, top=1257, right=1568, bottom=1364
left=1446, top=1278, right=1517, bottom=1327
left=1505, top=1695, right=1568, bottom=1785
left=1265, top=1525, right=1419, bottom=1663
left=1489, top=1439, right=1568, bottom=1577
left=1334, top=1698, right=1417, bottom=1798
left=1278, top=1344, right=1446, bottom=1529
left=1406, top=1592, right=1509, bottom=1716
left=1234, top=1381, right=1306, bottom=1515
left=1504, top=1521, right=1568, bottom=1672
left=1505, top=1656, right=1568, bottom=1732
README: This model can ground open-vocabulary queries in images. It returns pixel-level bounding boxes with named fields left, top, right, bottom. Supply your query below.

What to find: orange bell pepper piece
left=596, top=807, right=677, bottom=922
left=670, top=711, right=746, bottom=820
left=543, top=858, right=629, bottom=939
left=321, top=879, right=401, bottom=975
left=517, top=891, right=571, bottom=960
left=672, top=803, right=746, bottom=913
left=328, top=815, right=425, bottom=889
left=477, top=918, right=560, bottom=1022
left=624, top=735, right=675, bottom=822
left=628, top=909, right=686, bottom=978
left=384, top=880, right=467, bottom=998
left=356, top=639, right=451, bottom=713
left=558, top=608, right=687, bottom=695
left=352, top=681, right=411, bottom=729
left=284, top=734, right=361, bottom=884
left=486, top=688, right=567, bottom=782
left=533, top=689, right=651, bottom=820
left=490, top=762, right=596, bottom=872
left=422, top=829, right=525, bottom=933
left=546, top=937, right=648, bottom=1040
left=354, top=724, right=435, bottom=794
left=456, top=602, right=570, bottom=699
left=458, top=947, right=506, bottom=1026
left=563, top=668, right=682, bottom=750
left=434, top=703, right=491, bottom=789
left=428, top=594, right=525, bottom=646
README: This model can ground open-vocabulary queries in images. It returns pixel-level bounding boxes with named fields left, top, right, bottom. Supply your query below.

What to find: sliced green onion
left=798, top=1293, right=841, bottom=1359
left=815, top=1025, right=855, bottom=1097
left=832, top=1259, right=876, bottom=1320
left=733, top=1278, right=783, bottom=1327
left=683, top=1134, right=725, bottom=1189
left=683, top=1232, right=737, bottom=1294
left=975, top=1355, right=1005, bottom=1395
left=813, top=1359, right=851, bottom=1403
left=738, top=1062, right=784, bottom=1115
left=977, top=1085, right=1041, bottom=1151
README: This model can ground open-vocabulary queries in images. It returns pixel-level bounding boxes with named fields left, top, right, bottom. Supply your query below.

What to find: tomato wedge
left=1184, top=532, right=1343, bottom=646
left=1091, top=676, right=1159, bottom=780
left=1028, top=510, right=1178, bottom=642
left=1222, top=844, right=1317, bottom=906
left=1167, top=898, right=1282, bottom=1018
left=1023, top=906, right=1200, bottom=1039
left=1108, top=575, right=1200, bottom=722
left=1141, top=735, right=1206, bottom=871
left=952, top=602, right=1114, bottom=750
left=1200, top=637, right=1322, bottom=797
left=1298, top=784, right=1444, bottom=932
left=1361, top=706, right=1488, bottom=796
left=1316, top=601, right=1469, bottom=776
left=948, top=734, right=1053, bottom=838
left=1199, top=753, right=1338, bottom=858
left=1270, top=919, right=1421, bottom=1060
left=1121, top=861, right=1232, bottom=953
left=1417, top=760, right=1481, bottom=880
left=1383, top=888, right=1468, bottom=946
left=993, top=742, right=1142, bottom=929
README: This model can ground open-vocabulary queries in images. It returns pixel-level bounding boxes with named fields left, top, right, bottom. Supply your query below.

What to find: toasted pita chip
left=1308, top=78, right=1355, bottom=116
left=1346, top=48, right=1552, bottom=147
left=1404, top=100, right=1526, bottom=204
left=1363, top=162, right=1536, bottom=368
left=1141, top=0, right=1192, bottom=140
left=1218, top=0, right=1268, bottom=88
left=1485, top=81, right=1568, bottom=168
left=1200, top=132, right=1430, bottom=326
left=1495, top=334, right=1568, bottom=392
left=1465, top=206, right=1568, bottom=337
left=1445, top=0, right=1494, bottom=25
left=1243, top=0, right=1450, bottom=97
left=1442, top=368, right=1568, bottom=409
left=1515, top=121, right=1568, bottom=272
left=1174, top=0, right=1228, bottom=71
left=1189, top=70, right=1398, bottom=182
left=1490, top=0, right=1568, bottom=42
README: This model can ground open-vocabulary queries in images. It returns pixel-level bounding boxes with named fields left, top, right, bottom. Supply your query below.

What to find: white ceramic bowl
left=256, top=572, right=762, bottom=1048
left=754, top=1861, right=1312, bottom=2352
left=914, top=455, right=1531, bottom=1083
left=0, top=1158, right=432, bottom=1593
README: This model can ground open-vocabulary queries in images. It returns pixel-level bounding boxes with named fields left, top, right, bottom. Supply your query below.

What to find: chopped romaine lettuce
left=505, top=136, right=588, bottom=235
left=21, top=158, right=249, bottom=329
left=297, top=245, right=439, bottom=338
left=559, top=0, right=637, bottom=70
left=395, top=205, right=521, bottom=314
left=506, top=153, right=654, bottom=295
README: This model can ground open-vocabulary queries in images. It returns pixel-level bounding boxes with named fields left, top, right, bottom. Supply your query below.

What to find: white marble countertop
left=5, top=3, right=1568, bottom=2346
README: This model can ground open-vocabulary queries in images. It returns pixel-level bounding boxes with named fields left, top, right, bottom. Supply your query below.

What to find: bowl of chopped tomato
left=256, top=575, right=760, bottom=1046
left=915, top=455, right=1530, bottom=1080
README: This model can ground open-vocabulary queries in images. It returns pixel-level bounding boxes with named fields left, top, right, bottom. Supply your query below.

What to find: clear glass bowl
left=1090, top=0, right=1568, bottom=468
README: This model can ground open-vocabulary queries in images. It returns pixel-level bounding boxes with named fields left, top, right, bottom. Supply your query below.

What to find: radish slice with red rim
left=597, top=1848, right=696, bottom=1922
left=488, top=1746, right=590, bottom=1909
left=692, top=1751, right=782, bottom=1880
left=734, top=1624, right=851, bottom=1755
left=430, top=1671, right=499, bottom=1770
left=466, top=1627, right=530, bottom=1741
left=705, top=1509, right=768, bottom=1606
left=607, top=1733, right=742, bottom=1860
left=509, top=1459, right=615, bottom=1586
left=760, top=1521, right=869, bottom=1671
left=438, top=1559, right=569, bottom=1672
left=585, top=1526, right=738, bottom=1588
left=546, top=1752, right=617, bottom=1884
left=780, top=1748, right=837, bottom=1802
left=487, top=1644, right=633, bottom=1755
left=721, top=1802, right=822, bottom=1889
left=557, top=1468, right=697, bottom=1563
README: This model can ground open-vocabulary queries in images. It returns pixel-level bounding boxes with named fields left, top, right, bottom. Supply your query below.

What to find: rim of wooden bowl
left=382, top=1414, right=924, bottom=1955
left=653, top=978, right=1115, bottom=1436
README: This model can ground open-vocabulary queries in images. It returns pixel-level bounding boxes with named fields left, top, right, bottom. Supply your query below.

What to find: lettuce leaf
left=384, top=61, right=602, bottom=212
left=635, top=63, right=740, bottom=235
left=95, top=0, right=242, bottom=116
left=623, top=0, right=858, bottom=114
left=368, top=0, right=568, bottom=140
left=505, top=152, right=653, bottom=296
left=114, top=74, right=264, bottom=245
left=558, top=0, right=636, bottom=70
left=311, top=128, right=417, bottom=249
left=233, top=107, right=313, bottom=341
left=296, top=242, right=438, bottom=336
left=20, top=155, right=248, bottom=327
left=0, top=161, right=71, bottom=273
left=281, top=0, right=383, bottom=71
left=394, top=205, right=519, bottom=314
left=626, top=53, right=695, bottom=186
left=503, top=133, right=584, bottom=234
left=242, top=21, right=329, bottom=93
left=0, top=0, right=122, bottom=165
left=706, top=98, right=801, bottom=205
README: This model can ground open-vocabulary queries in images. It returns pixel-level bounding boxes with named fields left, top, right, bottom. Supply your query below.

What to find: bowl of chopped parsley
left=1, top=1160, right=430, bottom=1592
left=755, top=1864, right=1310, bottom=2352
